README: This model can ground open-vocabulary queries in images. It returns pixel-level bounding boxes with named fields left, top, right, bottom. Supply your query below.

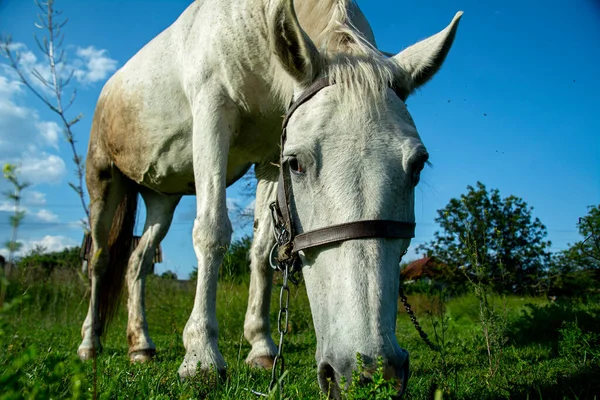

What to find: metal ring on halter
left=269, top=243, right=279, bottom=270
left=269, top=202, right=282, bottom=240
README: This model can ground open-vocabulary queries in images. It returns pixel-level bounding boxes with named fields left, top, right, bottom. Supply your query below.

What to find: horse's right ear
left=270, top=0, right=321, bottom=86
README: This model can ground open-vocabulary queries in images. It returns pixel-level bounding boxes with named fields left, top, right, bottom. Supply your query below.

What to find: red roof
left=401, top=256, right=445, bottom=280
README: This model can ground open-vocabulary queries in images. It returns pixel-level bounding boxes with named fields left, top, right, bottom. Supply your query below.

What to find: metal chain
left=247, top=252, right=293, bottom=398
left=244, top=202, right=297, bottom=397
left=398, top=284, right=439, bottom=351
left=269, top=262, right=291, bottom=393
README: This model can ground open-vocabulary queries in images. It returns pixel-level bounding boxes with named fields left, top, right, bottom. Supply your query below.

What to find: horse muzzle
left=317, top=350, right=410, bottom=399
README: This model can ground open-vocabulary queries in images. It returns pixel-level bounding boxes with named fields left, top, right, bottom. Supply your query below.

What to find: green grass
left=1, top=270, right=599, bottom=399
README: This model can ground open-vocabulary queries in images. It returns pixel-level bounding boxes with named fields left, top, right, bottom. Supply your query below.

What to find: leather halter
left=271, top=77, right=416, bottom=270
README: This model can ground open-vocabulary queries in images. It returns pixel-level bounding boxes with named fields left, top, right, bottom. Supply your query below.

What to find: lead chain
left=268, top=262, right=291, bottom=393
left=398, top=284, right=439, bottom=351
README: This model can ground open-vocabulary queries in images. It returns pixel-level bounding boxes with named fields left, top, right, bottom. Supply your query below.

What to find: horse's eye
left=288, top=156, right=305, bottom=175
left=411, top=153, right=428, bottom=187
left=412, top=170, right=421, bottom=187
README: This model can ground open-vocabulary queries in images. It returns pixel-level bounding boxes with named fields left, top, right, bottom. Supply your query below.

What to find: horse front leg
left=244, top=165, right=278, bottom=369
left=178, top=96, right=236, bottom=380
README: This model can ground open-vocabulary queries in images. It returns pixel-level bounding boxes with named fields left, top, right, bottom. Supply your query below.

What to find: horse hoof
left=77, top=347, right=101, bottom=361
left=178, top=364, right=227, bottom=385
left=129, top=349, right=156, bottom=363
left=178, top=349, right=227, bottom=382
left=247, top=355, right=275, bottom=370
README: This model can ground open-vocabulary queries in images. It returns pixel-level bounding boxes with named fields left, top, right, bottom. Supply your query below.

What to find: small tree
left=575, top=205, right=600, bottom=267
left=2, top=164, right=30, bottom=274
left=1, top=164, right=29, bottom=307
left=160, top=270, right=177, bottom=280
left=417, top=182, right=551, bottom=293
left=548, top=204, right=600, bottom=296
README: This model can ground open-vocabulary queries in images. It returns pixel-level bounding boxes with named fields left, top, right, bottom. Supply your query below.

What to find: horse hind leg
left=78, top=158, right=138, bottom=360
left=127, top=188, right=181, bottom=362
left=244, top=170, right=278, bottom=369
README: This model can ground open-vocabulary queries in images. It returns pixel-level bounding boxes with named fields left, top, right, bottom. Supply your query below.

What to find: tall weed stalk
left=461, top=211, right=509, bottom=381
left=428, top=288, right=455, bottom=394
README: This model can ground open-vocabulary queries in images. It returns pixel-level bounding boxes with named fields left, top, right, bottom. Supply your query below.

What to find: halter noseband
left=270, top=77, right=415, bottom=274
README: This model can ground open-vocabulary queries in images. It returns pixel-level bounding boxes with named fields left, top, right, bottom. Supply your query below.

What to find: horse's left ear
left=270, top=0, right=321, bottom=86
left=391, top=11, right=463, bottom=100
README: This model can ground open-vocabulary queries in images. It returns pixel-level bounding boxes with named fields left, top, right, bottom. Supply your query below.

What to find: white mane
left=272, top=0, right=404, bottom=108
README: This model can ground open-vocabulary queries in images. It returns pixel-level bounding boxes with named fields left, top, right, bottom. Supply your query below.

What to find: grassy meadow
left=1, top=269, right=599, bottom=399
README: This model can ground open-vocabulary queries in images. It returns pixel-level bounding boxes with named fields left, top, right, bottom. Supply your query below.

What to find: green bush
left=559, top=320, right=600, bottom=366
left=508, top=298, right=600, bottom=346
left=343, top=354, right=400, bottom=400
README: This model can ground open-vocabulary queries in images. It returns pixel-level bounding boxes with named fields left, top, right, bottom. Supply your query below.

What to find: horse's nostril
left=318, top=362, right=336, bottom=385
left=318, top=362, right=342, bottom=399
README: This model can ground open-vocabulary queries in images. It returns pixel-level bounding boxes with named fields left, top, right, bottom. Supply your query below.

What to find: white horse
left=78, top=0, right=462, bottom=396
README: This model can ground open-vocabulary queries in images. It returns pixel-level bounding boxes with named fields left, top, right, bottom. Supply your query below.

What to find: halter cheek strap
left=271, top=77, right=415, bottom=269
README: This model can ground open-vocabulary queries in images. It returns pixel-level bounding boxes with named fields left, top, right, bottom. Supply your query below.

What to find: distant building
left=401, top=256, right=452, bottom=284
left=79, top=232, right=163, bottom=276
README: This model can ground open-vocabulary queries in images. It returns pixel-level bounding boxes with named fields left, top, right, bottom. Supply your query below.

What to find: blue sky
left=1, top=0, right=598, bottom=279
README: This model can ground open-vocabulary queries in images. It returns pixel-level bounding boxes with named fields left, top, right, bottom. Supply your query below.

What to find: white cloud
left=34, top=209, right=59, bottom=223
left=0, top=73, right=67, bottom=184
left=33, top=235, right=78, bottom=252
left=0, top=201, right=57, bottom=223
left=73, top=46, right=118, bottom=84
left=1, top=46, right=51, bottom=94
left=2, top=42, right=117, bottom=91
left=243, top=199, right=256, bottom=214
left=23, top=190, right=46, bottom=206
left=0, top=201, right=17, bottom=212
left=0, top=74, right=23, bottom=98
left=0, top=235, right=78, bottom=258
left=226, top=197, right=254, bottom=230
left=35, top=121, right=61, bottom=149
left=226, top=197, right=239, bottom=211
left=18, top=152, right=66, bottom=184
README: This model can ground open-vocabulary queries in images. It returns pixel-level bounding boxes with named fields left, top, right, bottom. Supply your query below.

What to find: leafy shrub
left=559, top=320, right=600, bottom=366
left=160, top=270, right=178, bottom=280
left=18, top=246, right=82, bottom=275
left=343, top=354, right=401, bottom=400
left=508, top=299, right=600, bottom=345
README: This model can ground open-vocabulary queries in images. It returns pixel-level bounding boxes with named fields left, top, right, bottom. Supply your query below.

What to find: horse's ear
left=270, top=0, right=321, bottom=86
left=391, top=12, right=463, bottom=100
